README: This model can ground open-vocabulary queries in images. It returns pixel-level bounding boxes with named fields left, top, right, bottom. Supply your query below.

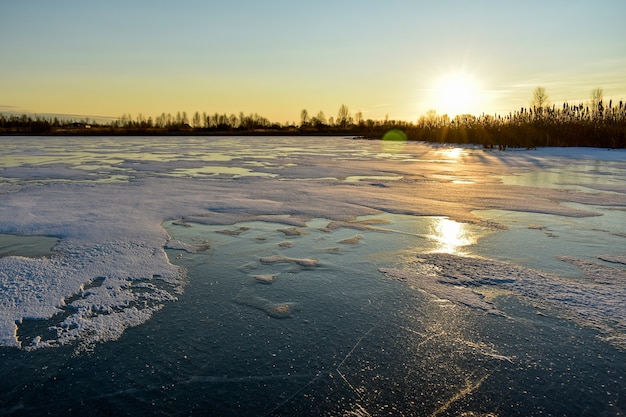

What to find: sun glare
left=430, top=217, right=475, bottom=254
left=431, top=72, right=483, bottom=117
left=439, top=147, right=464, bottom=159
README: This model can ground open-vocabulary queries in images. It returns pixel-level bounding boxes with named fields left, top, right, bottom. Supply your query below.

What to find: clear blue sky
left=2, top=0, right=625, bottom=123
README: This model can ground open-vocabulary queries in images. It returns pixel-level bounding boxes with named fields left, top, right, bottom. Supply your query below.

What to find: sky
left=1, top=0, right=625, bottom=124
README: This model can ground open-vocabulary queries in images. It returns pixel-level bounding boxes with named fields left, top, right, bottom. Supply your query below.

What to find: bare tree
left=591, top=87, right=603, bottom=104
left=337, top=104, right=351, bottom=128
left=315, top=111, right=326, bottom=125
left=192, top=111, right=201, bottom=128
left=591, top=87, right=604, bottom=117
left=419, top=109, right=438, bottom=128
left=176, top=112, right=189, bottom=126
left=531, top=86, right=549, bottom=109
left=355, top=110, right=363, bottom=126
left=229, top=114, right=238, bottom=128
left=300, top=109, right=309, bottom=126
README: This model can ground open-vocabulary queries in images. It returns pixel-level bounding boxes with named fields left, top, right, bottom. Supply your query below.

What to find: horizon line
left=3, top=97, right=625, bottom=126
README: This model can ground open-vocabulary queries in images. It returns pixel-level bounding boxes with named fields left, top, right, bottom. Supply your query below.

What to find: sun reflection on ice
left=438, top=147, right=464, bottom=160
left=430, top=217, right=476, bottom=254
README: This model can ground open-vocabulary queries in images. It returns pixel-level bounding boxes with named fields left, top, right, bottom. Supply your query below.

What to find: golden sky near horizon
left=2, top=0, right=625, bottom=123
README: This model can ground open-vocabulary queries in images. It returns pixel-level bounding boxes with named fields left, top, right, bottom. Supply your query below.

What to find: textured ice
left=338, top=234, right=364, bottom=245
left=598, top=253, right=626, bottom=265
left=233, top=287, right=296, bottom=318
left=381, top=252, right=626, bottom=348
left=277, top=227, right=306, bottom=236
left=1, top=239, right=181, bottom=351
left=259, top=255, right=319, bottom=267
left=252, top=274, right=278, bottom=284
left=1, top=136, right=625, bottom=351
left=164, top=238, right=210, bottom=253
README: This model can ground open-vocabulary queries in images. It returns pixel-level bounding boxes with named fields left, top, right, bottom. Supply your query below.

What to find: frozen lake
left=0, top=136, right=625, bottom=416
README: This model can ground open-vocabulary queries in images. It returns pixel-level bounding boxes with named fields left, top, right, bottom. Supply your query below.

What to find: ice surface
left=598, top=253, right=626, bottom=265
left=1, top=136, right=625, bottom=351
left=381, top=252, right=626, bottom=348
left=233, top=287, right=297, bottom=319
left=1, top=239, right=181, bottom=351
left=259, top=255, right=319, bottom=267
left=0, top=234, right=58, bottom=258
left=252, top=274, right=278, bottom=284
left=338, top=234, right=364, bottom=245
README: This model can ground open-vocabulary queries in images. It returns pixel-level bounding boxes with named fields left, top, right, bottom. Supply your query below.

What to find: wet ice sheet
left=162, top=217, right=509, bottom=416
left=0, top=136, right=625, bottom=416
left=0, top=136, right=625, bottom=351
left=474, top=204, right=626, bottom=276
left=380, top=252, right=626, bottom=348
left=162, top=217, right=624, bottom=416
left=0, top=234, right=58, bottom=258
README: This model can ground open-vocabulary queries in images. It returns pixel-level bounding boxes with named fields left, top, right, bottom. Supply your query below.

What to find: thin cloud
left=0, top=105, right=21, bottom=111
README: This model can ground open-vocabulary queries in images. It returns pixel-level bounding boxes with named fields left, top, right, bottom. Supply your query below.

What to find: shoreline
left=1, top=128, right=623, bottom=149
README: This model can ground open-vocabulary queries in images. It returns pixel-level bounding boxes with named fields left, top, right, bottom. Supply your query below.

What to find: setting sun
left=431, top=72, right=483, bottom=117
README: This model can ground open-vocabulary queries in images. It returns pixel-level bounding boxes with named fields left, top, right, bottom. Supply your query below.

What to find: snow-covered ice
left=1, top=135, right=625, bottom=352
left=380, top=252, right=626, bottom=347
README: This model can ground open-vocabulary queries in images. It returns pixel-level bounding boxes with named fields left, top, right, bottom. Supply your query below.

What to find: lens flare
left=381, top=129, right=408, bottom=154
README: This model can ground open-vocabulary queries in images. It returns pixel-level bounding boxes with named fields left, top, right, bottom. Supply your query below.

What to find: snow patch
left=381, top=253, right=626, bottom=349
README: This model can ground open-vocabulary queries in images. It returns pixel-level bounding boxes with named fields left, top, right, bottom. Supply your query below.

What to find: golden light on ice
left=430, top=217, right=475, bottom=254
left=439, top=147, right=464, bottom=160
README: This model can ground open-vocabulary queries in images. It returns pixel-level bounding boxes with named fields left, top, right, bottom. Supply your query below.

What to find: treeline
left=0, top=111, right=282, bottom=135
left=403, top=99, right=626, bottom=149
left=2, top=98, right=626, bottom=148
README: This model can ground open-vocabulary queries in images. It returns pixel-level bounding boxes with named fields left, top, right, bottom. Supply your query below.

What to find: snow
left=598, top=253, right=626, bottom=265
left=1, top=136, right=625, bottom=351
left=259, top=255, right=319, bottom=267
left=380, top=252, right=626, bottom=348
left=233, top=287, right=297, bottom=319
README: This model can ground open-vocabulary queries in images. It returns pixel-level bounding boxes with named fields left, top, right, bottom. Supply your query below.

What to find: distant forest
left=2, top=89, right=625, bottom=148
